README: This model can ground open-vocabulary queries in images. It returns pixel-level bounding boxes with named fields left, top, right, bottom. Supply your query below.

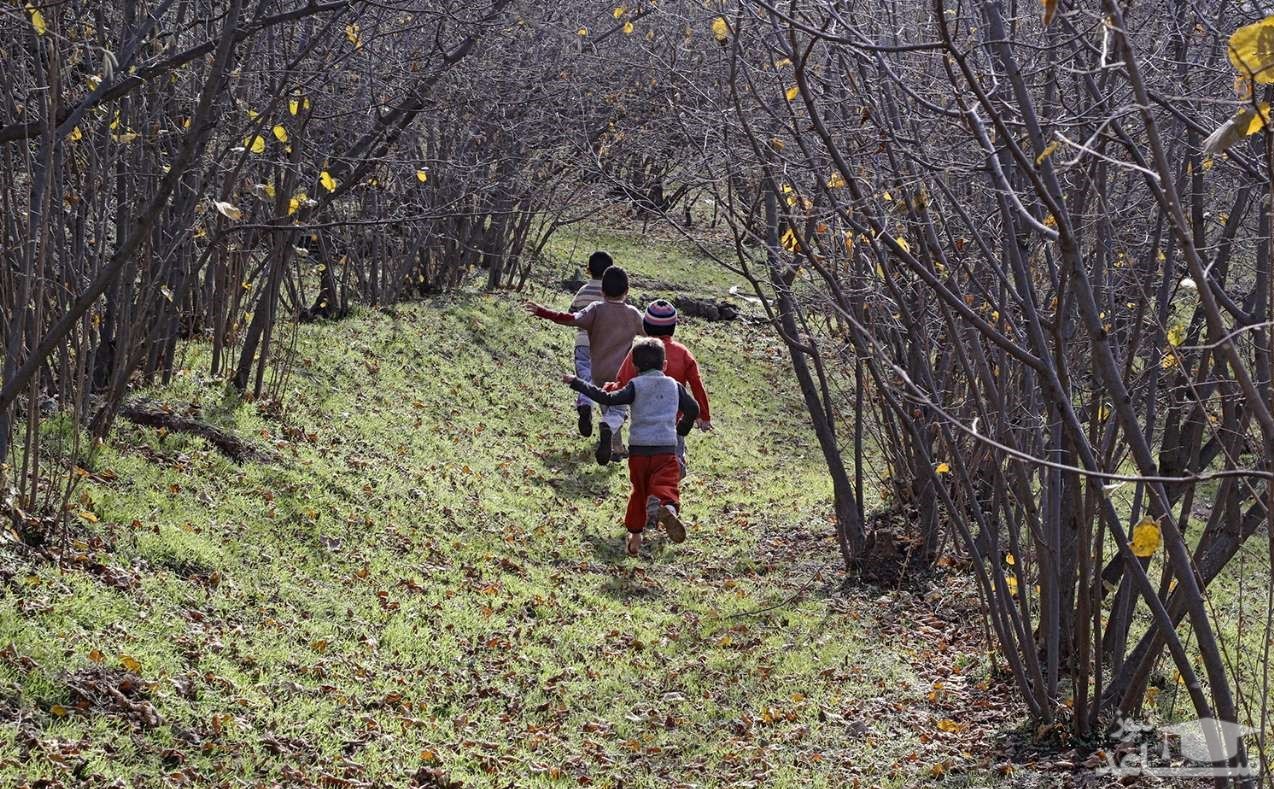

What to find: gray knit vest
left=628, top=371, right=680, bottom=448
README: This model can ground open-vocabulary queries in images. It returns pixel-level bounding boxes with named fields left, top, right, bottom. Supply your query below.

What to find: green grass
left=0, top=235, right=1006, bottom=786
left=544, top=221, right=745, bottom=300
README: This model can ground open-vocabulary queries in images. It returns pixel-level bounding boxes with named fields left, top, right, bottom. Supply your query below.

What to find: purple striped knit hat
left=644, top=299, right=678, bottom=329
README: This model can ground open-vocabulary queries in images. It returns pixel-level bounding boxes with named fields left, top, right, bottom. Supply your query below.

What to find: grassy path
left=0, top=239, right=1009, bottom=787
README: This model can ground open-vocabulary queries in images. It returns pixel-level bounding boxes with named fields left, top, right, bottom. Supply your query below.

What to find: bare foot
left=626, top=531, right=642, bottom=556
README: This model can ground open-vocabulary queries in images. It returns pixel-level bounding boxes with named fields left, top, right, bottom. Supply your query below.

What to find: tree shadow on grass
left=581, top=530, right=673, bottom=604
left=598, top=573, right=664, bottom=602
left=582, top=529, right=630, bottom=564
left=540, top=446, right=623, bottom=499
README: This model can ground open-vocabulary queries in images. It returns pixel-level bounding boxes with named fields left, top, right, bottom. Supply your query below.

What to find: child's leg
left=648, top=453, right=682, bottom=511
left=676, top=434, right=687, bottom=479
left=601, top=404, right=628, bottom=458
left=624, top=456, right=651, bottom=533
left=574, top=347, right=594, bottom=437
left=648, top=453, right=687, bottom=543
left=574, top=346, right=593, bottom=409
left=600, top=403, right=627, bottom=431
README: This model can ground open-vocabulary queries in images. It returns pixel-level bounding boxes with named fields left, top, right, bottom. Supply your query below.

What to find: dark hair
left=587, top=251, right=614, bottom=279
left=601, top=266, right=629, bottom=299
left=643, top=319, right=675, bottom=337
left=631, top=337, right=666, bottom=372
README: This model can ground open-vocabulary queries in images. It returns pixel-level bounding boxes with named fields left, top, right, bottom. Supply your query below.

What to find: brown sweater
left=535, top=300, right=644, bottom=384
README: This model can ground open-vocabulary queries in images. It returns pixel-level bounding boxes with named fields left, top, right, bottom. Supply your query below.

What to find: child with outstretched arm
left=609, top=300, right=711, bottom=478
left=526, top=266, right=644, bottom=465
left=563, top=337, right=700, bottom=557
left=567, top=252, right=614, bottom=438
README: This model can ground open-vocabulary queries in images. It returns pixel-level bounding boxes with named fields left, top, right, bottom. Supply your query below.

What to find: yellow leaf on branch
left=780, top=228, right=801, bottom=253
left=1202, top=103, right=1270, bottom=156
left=27, top=4, right=47, bottom=36
left=289, top=98, right=300, bottom=116
left=249, top=136, right=266, bottom=154
left=320, top=170, right=337, bottom=192
left=623, top=21, right=634, bottom=35
left=1036, top=140, right=1059, bottom=165
left=272, top=125, right=288, bottom=143
left=213, top=201, right=243, bottom=221
left=416, top=169, right=429, bottom=183
left=785, top=85, right=799, bottom=101
left=1131, top=516, right=1163, bottom=558
left=346, top=22, right=363, bottom=48
left=1227, top=16, right=1274, bottom=83
left=711, top=16, right=729, bottom=44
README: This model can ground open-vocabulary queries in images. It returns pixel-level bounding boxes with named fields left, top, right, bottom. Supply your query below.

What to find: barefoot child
left=609, top=300, right=711, bottom=478
left=567, top=252, right=614, bottom=438
left=563, top=337, right=700, bottom=556
left=526, top=266, right=644, bottom=464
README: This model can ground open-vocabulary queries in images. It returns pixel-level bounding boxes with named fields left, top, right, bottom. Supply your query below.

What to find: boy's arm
left=567, top=376, right=636, bottom=407
left=685, top=354, right=711, bottom=424
left=675, top=383, right=700, bottom=436
left=523, top=301, right=583, bottom=327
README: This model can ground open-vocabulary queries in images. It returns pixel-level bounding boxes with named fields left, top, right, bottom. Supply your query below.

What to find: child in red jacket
left=564, top=337, right=699, bottom=556
left=609, top=300, right=710, bottom=478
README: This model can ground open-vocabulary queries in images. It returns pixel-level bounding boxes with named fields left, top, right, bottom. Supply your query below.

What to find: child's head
left=587, top=251, right=614, bottom=279
left=643, top=299, right=678, bottom=337
left=631, top=337, right=666, bottom=372
left=601, top=266, right=629, bottom=299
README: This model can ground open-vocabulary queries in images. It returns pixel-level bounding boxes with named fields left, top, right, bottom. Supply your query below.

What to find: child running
left=563, top=337, right=700, bottom=556
left=609, top=300, right=711, bottom=478
left=526, top=266, right=644, bottom=464
left=567, top=252, right=614, bottom=437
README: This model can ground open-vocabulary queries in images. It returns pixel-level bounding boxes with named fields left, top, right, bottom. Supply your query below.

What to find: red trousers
left=625, top=453, right=681, bottom=533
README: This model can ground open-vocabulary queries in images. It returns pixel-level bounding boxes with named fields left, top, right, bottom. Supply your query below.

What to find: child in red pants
left=563, top=337, right=700, bottom=556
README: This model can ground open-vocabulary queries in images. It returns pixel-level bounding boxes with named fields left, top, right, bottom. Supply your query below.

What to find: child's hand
left=523, top=300, right=541, bottom=315
left=562, top=374, right=576, bottom=384
left=696, top=419, right=713, bottom=432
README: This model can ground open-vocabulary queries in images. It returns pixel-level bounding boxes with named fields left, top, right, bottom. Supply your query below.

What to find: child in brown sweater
left=525, top=267, right=644, bottom=464
left=567, top=252, right=614, bottom=437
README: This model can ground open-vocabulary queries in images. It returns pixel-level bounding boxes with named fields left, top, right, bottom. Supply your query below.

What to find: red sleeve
left=533, top=305, right=579, bottom=326
left=686, top=353, right=710, bottom=422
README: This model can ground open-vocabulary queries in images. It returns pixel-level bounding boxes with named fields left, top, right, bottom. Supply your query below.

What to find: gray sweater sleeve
left=676, top=383, right=699, bottom=435
left=570, top=378, right=636, bottom=407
